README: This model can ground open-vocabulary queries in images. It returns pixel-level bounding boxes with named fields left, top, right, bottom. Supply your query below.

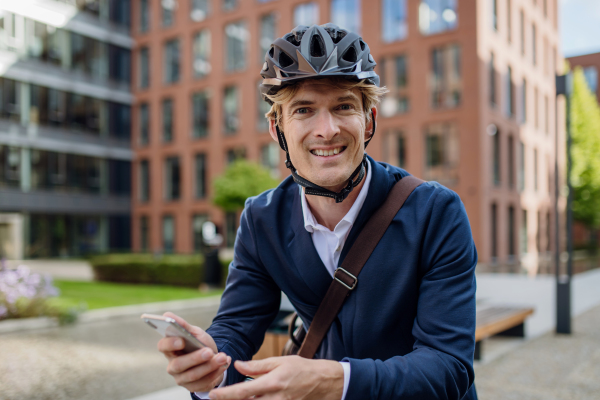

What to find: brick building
left=568, top=51, right=600, bottom=102
left=130, top=0, right=565, bottom=273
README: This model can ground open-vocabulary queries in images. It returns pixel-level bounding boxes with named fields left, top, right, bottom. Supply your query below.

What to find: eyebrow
left=336, top=94, right=361, bottom=103
left=288, top=99, right=315, bottom=109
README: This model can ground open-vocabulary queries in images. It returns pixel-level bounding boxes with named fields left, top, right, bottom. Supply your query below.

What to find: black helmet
left=260, top=24, right=380, bottom=203
left=260, top=23, right=379, bottom=103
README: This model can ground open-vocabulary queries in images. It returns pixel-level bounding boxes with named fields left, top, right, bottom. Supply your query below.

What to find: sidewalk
left=5, top=259, right=94, bottom=281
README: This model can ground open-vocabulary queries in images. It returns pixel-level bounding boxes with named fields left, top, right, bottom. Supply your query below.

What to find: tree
left=570, top=66, right=600, bottom=229
left=213, top=160, right=280, bottom=211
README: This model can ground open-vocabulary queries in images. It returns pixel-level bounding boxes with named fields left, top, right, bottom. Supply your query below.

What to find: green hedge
left=90, top=254, right=204, bottom=287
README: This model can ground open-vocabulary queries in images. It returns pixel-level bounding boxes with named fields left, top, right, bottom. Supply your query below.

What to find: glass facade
left=163, top=99, right=174, bottom=142
left=195, top=153, right=207, bottom=199
left=162, top=0, right=176, bottom=27
left=430, top=44, right=462, bottom=109
left=0, top=145, right=21, bottom=188
left=424, top=123, right=459, bottom=186
left=382, top=130, right=406, bottom=169
left=583, top=66, right=598, bottom=93
left=193, top=30, right=211, bottom=78
left=382, top=0, right=407, bottom=42
left=225, top=21, right=248, bottom=73
left=164, top=39, right=180, bottom=83
left=259, top=14, right=276, bottom=63
left=0, top=78, right=21, bottom=122
left=331, top=0, right=361, bottom=35
left=506, top=66, right=515, bottom=117
left=139, top=47, right=150, bottom=88
left=419, top=0, right=458, bottom=35
left=140, top=0, right=150, bottom=32
left=164, top=156, right=180, bottom=200
left=192, top=91, right=210, bottom=138
left=294, top=3, right=319, bottom=26
left=139, top=103, right=149, bottom=145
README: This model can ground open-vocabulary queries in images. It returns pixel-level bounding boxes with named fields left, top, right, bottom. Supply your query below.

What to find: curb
left=0, top=295, right=222, bottom=334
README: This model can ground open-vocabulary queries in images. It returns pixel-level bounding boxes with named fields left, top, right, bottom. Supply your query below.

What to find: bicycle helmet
left=259, top=23, right=380, bottom=203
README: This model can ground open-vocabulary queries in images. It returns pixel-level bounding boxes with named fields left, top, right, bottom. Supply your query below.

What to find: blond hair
left=264, top=78, right=389, bottom=130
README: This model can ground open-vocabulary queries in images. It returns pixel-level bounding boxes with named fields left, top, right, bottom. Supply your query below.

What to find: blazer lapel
left=287, top=187, right=333, bottom=302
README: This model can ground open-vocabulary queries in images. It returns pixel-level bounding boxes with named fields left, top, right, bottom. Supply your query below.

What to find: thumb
left=234, top=357, right=281, bottom=376
left=163, top=312, right=195, bottom=331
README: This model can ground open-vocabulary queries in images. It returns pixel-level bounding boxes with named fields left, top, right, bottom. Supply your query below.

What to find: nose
left=312, top=110, right=339, bottom=141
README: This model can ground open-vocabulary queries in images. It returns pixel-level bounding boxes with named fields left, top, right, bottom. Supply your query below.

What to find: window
left=192, top=214, right=209, bottom=251
left=140, top=216, right=149, bottom=252
left=195, top=153, right=207, bottom=198
left=66, top=93, right=101, bottom=134
left=223, top=86, right=239, bottom=134
left=0, top=78, right=21, bottom=122
left=508, top=135, right=515, bottom=188
left=331, top=0, right=361, bottom=34
left=382, top=0, right=407, bottom=42
left=534, top=86, right=538, bottom=129
left=507, top=0, right=512, bottom=43
left=532, top=23, right=537, bottom=66
left=261, top=143, right=280, bottom=178
left=546, top=212, right=551, bottom=253
left=508, top=206, right=516, bottom=257
left=492, top=0, right=498, bottom=31
left=489, top=52, right=496, bottom=107
left=163, top=99, right=173, bottom=142
left=491, top=203, right=498, bottom=260
left=583, top=66, right=598, bottom=93
left=382, top=130, right=406, bottom=169
left=536, top=211, right=541, bottom=254
left=381, top=55, right=409, bottom=116
left=162, top=215, right=175, bottom=253
left=192, top=91, right=210, bottom=138
left=192, top=29, right=211, bottom=78
left=431, top=44, right=461, bottom=109
left=139, top=47, right=150, bottom=89
left=520, top=10, right=525, bottom=56
left=139, top=159, right=150, bottom=201
left=419, top=0, right=458, bottom=35
left=109, top=45, right=132, bottom=86
left=108, top=102, right=131, bottom=140
left=223, top=0, right=238, bottom=11
left=544, top=95, right=549, bottom=134
left=28, top=20, right=64, bottom=66
left=226, top=147, right=246, bottom=164
left=0, top=146, right=21, bottom=188
left=534, top=148, right=538, bottom=191
left=424, top=123, right=459, bottom=186
left=164, top=157, right=181, bottom=200
left=257, top=81, right=270, bottom=131
left=521, top=78, right=527, bottom=124
left=518, top=141, right=525, bottom=192
left=164, top=39, right=180, bottom=83
left=108, top=159, right=131, bottom=195
left=294, top=2, right=319, bottom=26
left=162, top=0, right=176, bottom=27
left=225, top=21, right=248, bottom=73
left=191, top=0, right=210, bottom=21
left=139, top=103, right=149, bottom=145
left=520, top=209, right=528, bottom=255
left=259, top=14, right=276, bottom=63
left=492, top=127, right=500, bottom=186
left=507, top=66, right=515, bottom=117
left=140, top=0, right=150, bottom=32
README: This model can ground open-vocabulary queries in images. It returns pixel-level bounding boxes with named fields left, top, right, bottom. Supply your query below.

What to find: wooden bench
left=254, top=306, right=535, bottom=361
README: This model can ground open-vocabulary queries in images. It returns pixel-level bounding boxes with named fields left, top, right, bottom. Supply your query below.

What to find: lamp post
left=555, top=72, right=573, bottom=334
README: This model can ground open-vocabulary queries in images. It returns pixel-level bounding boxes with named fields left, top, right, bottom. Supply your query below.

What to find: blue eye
left=340, top=104, right=352, bottom=110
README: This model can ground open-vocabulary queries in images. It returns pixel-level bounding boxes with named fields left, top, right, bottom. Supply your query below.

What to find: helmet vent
left=332, top=30, right=346, bottom=44
left=269, top=46, right=275, bottom=58
left=310, top=35, right=326, bottom=57
left=359, top=40, right=366, bottom=51
left=285, top=33, right=301, bottom=47
left=279, top=51, right=294, bottom=68
left=342, top=46, right=358, bottom=63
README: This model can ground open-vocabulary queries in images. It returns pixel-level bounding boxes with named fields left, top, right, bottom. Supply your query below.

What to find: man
left=158, top=24, right=478, bottom=400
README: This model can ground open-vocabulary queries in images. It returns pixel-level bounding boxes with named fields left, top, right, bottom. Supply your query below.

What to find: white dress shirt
left=196, top=159, right=372, bottom=400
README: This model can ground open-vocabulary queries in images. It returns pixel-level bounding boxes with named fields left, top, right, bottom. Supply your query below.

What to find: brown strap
left=297, top=175, right=425, bottom=359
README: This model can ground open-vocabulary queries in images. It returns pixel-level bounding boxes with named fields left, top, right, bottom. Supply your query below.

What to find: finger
left=233, top=358, right=281, bottom=376
left=157, top=336, right=186, bottom=355
left=168, top=348, right=221, bottom=375
left=209, top=375, right=279, bottom=400
left=163, top=312, right=197, bottom=332
left=178, top=362, right=230, bottom=393
left=176, top=354, right=230, bottom=386
left=163, top=311, right=215, bottom=349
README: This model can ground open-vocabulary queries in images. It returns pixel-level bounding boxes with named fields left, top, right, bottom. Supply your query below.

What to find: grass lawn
left=50, top=280, right=222, bottom=310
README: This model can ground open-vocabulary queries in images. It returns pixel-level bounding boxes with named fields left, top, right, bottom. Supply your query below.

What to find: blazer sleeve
left=342, top=187, right=477, bottom=400
left=205, top=197, right=282, bottom=386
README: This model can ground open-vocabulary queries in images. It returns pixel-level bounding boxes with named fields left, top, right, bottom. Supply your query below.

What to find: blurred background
left=1, top=0, right=600, bottom=399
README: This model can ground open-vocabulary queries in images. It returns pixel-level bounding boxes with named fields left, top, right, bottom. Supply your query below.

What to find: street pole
left=555, top=73, right=573, bottom=334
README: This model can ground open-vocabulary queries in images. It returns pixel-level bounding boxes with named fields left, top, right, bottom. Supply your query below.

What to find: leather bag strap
left=297, top=175, right=425, bottom=359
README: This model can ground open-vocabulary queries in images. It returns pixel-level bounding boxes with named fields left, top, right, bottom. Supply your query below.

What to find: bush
left=0, top=262, right=80, bottom=324
left=90, top=253, right=205, bottom=287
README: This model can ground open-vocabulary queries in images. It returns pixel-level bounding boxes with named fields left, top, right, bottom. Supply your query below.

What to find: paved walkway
left=4, top=259, right=95, bottom=281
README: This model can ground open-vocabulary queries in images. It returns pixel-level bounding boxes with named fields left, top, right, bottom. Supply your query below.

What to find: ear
left=268, top=119, right=280, bottom=143
left=365, top=107, right=377, bottom=142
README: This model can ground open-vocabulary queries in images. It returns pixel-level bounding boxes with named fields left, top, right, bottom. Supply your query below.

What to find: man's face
left=270, top=80, right=373, bottom=192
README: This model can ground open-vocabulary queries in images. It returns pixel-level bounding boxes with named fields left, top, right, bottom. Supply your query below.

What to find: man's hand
left=157, top=312, right=231, bottom=392
left=208, top=356, right=344, bottom=400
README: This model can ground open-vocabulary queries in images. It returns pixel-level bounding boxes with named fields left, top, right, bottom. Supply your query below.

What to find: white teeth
left=312, top=147, right=343, bottom=156
left=333, top=148, right=339, bottom=155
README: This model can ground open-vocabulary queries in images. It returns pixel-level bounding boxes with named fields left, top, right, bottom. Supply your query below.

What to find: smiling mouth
left=310, top=146, right=346, bottom=157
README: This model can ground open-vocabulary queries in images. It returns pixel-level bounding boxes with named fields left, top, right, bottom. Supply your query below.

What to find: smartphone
left=141, top=313, right=207, bottom=354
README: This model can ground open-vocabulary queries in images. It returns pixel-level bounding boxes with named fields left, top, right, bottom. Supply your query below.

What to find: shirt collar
left=301, top=158, right=372, bottom=233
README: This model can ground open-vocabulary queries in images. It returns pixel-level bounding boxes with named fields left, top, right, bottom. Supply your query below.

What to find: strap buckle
left=334, top=268, right=358, bottom=291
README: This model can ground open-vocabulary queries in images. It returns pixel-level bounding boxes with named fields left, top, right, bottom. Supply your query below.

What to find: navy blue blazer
left=205, top=156, right=478, bottom=400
